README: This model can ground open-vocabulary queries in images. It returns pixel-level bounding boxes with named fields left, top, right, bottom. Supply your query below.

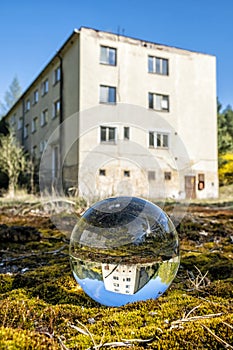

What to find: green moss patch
left=0, top=204, right=232, bottom=349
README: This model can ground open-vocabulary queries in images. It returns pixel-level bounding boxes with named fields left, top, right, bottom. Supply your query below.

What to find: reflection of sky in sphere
left=70, top=196, right=180, bottom=306
left=73, top=272, right=168, bottom=307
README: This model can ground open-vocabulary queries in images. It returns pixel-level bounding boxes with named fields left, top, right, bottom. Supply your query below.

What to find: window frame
left=99, top=85, right=117, bottom=104
left=41, top=109, right=48, bottom=127
left=52, top=99, right=60, bottom=118
left=31, top=116, right=38, bottom=133
left=33, top=89, right=39, bottom=104
left=100, top=46, right=117, bottom=66
left=41, top=79, right=49, bottom=96
left=149, top=131, right=170, bottom=149
left=148, top=56, right=169, bottom=75
left=25, top=99, right=30, bottom=112
left=10, top=114, right=16, bottom=126
left=124, top=126, right=130, bottom=140
left=40, top=140, right=47, bottom=153
left=148, top=92, right=169, bottom=112
left=100, top=126, right=117, bottom=143
left=53, top=66, right=61, bottom=85
left=18, top=117, right=23, bottom=130
left=23, top=123, right=29, bottom=139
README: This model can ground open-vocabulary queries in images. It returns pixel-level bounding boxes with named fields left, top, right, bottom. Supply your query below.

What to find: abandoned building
left=4, top=27, right=218, bottom=200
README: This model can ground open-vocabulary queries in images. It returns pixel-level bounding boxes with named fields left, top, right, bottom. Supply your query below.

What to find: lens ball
left=69, top=196, right=179, bottom=307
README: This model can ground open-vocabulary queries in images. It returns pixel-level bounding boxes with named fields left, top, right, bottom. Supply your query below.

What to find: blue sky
left=1, top=0, right=233, bottom=110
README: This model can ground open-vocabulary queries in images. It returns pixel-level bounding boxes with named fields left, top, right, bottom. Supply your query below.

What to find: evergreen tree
left=0, top=76, right=21, bottom=118
left=218, top=101, right=233, bottom=185
left=218, top=103, right=233, bottom=154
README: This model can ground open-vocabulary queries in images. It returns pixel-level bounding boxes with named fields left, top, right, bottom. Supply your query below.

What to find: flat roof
left=4, top=26, right=214, bottom=119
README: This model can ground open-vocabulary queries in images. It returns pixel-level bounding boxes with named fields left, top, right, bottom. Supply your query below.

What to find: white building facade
left=5, top=27, right=218, bottom=200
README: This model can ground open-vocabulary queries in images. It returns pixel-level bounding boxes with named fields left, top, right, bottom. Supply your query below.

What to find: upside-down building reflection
left=102, top=263, right=158, bottom=295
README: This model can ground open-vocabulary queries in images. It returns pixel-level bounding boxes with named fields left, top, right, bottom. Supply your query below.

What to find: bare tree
left=0, top=132, right=26, bottom=197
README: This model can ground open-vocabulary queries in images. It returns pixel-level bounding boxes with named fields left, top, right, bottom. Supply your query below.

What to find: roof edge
left=3, top=29, right=80, bottom=119
left=78, top=26, right=216, bottom=57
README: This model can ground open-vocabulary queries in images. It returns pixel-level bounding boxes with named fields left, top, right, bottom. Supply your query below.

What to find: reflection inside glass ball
left=69, top=196, right=179, bottom=307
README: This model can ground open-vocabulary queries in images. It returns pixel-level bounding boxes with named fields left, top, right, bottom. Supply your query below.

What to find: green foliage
left=218, top=102, right=233, bottom=186
left=218, top=153, right=233, bottom=185
left=0, top=132, right=27, bottom=196
left=218, top=103, right=233, bottom=155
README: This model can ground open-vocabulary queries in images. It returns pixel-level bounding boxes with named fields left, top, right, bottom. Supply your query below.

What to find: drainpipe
left=58, top=54, right=64, bottom=194
left=21, top=99, right=25, bottom=146
left=58, top=54, right=63, bottom=126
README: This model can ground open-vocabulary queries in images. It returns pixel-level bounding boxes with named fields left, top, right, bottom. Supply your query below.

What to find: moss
left=0, top=203, right=232, bottom=349
left=0, top=274, right=13, bottom=294
left=181, top=252, right=233, bottom=280
left=0, top=327, right=58, bottom=349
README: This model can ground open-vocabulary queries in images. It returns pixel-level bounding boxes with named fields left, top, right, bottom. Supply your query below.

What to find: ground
left=0, top=193, right=232, bottom=350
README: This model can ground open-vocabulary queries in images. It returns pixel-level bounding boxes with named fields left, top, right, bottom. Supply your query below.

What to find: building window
left=124, top=170, right=130, bottom=177
left=32, top=145, right=37, bottom=159
left=52, top=146, right=59, bottom=179
left=31, top=117, right=38, bottom=133
left=10, top=114, right=16, bottom=126
left=148, top=93, right=169, bottom=111
left=148, top=171, right=156, bottom=181
left=18, top=117, right=23, bottom=130
left=52, top=100, right=60, bottom=118
left=41, top=109, right=48, bottom=126
left=164, top=172, right=172, bottom=180
left=41, top=79, right=49, bottom=96
left=100, top=46, right=117, bottom=65
left=53, top=66, right=61, bottom=84
left=100, top=126, right=116, bottom=143
left=100, top=85, right=116, bottom=104
left=99, top=169, right=106, bottom=176
left=124, top=126, right=130, bottom=140
left=33, top=90, right=39, bottom=104
left=40, top=140, right=47, bottom=153
left=149, top=131, right=169, bottom=148
left=113, top=276, right=119, bottom=280
left=23, top=124, right=29, bottom=139
left=113, top=283, right=119, bottom=287
left=148, top=56, right=168, bottom=75
left=25, top=99, right=30, bottom=112
left=126, top=277, right=131, bottom=282
left=198, top=173, right=205, bottom=190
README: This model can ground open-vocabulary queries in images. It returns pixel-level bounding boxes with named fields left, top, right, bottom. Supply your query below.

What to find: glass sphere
left=69, top=197, right=179, bottom=307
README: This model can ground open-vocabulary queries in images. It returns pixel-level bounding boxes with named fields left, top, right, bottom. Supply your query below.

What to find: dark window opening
left=99, top=169, right=106, bottom=176
left=124, top=126, right=130, bottom=140
left=198, top=173, right=205, bottom=190
left=164, top=172, right=172, bottom=180
left=148, top=171, right=156, bottom=180
left=124, top=170, right=130, bottom=177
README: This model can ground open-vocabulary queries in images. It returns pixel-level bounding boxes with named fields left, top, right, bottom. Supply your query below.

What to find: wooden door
left=185, top=176, right=196, bottom=199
